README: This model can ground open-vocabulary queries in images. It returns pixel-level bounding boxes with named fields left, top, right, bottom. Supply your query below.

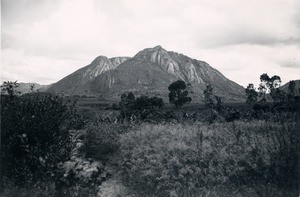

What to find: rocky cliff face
left=47, top=56, right=130, bottom=95
left=47, top=46, right=245, bottom=101
left=131, top=45, right=244, bottom=99
left=86, top=58, right=178, bottom=97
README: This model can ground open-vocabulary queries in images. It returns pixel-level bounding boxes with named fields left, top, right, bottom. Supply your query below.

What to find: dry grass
left=119, top=120, right=298, bottom=197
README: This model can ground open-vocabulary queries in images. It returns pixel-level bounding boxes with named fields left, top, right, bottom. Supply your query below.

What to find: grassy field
left=117, top=120, right=298, bottom=197
left=68, top=96, right=299, bottom=196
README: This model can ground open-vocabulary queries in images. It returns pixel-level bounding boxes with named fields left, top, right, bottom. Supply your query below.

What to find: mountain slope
left=14, top=83, right=51, bottom=94
left=47, top=46, right=245, bottom=101
left=134, top=46, right=244, bottom=97
left=280, top=80, right=300, bottom=95
left=85, top=58, right=178, bottom=97
left=47, top=56, right=130, bottom=95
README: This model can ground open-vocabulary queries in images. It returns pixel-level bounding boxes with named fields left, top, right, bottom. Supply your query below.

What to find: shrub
left=1, top=91, right=75, bottom=188
left=118, top=94, right=165, bottom=122
left=112, top=103, right=121, bottom=110
left=133, top=95, right=164, bottom=110
left=253, top=101, right=270, bottom=112
left=224, top=107, right=240, bottom=122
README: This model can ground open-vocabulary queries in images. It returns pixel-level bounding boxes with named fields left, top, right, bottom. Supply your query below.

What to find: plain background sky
left=1, top=0, right=300, bottom=87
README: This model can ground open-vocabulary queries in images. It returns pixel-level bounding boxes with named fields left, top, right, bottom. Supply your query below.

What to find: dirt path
left=97, top=154, right=137, bottom=197
left=70, top=130, right=137, bottom=197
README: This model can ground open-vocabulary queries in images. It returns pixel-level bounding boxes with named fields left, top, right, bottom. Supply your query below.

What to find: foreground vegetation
left=1, top=77, right=299, bottom=196
left=119, top=120, right=298, bottom=196
left=1, top=82, right=103, bottom=196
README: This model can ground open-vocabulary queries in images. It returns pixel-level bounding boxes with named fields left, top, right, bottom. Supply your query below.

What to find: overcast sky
left=1, top=0, right=300, bottom=87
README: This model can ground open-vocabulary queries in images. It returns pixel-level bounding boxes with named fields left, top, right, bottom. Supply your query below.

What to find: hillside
left=47, top=56, right=130, bottom=95
left=280, top=80, right=300, bottom=95
left=14, top=82, right=51, bottom=94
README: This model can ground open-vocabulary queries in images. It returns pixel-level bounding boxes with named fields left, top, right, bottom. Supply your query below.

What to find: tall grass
left=119, top=120, right=299, bottom=197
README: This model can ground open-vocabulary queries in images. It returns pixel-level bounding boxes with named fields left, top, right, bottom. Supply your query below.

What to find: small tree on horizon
left=1, top=81, right=21, bottom=98
left=168, top=80, right=191, bottom=108
left=245, top=83, right=258, bottom=106
left=259, top=73, right=282, bottom=103
left=288, top=80, right=296, bottom=98
left=215, top=95, right=223, bottom=112
left=203, top=84, right=215, bottom=108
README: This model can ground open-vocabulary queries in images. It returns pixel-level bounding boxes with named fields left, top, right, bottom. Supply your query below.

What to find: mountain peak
left=91, top=55, right=109, bottom=63
left=153, top=45, right=163, bottom=50
left=149, top=45, right=167, bottom=52
left=134, top=45, right=167, bottom=59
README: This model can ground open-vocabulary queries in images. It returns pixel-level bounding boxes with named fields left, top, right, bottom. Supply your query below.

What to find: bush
left=1, top=92, right=75, bottom=188
left=253, top=101, right=270, bottom=112
left=224, top=107, right=240, bottom=122
left=133, top=95, right=164, bottom=110
left=79, top=123, right=122, bottom=161
left=119, top=94, right=165, bottom=122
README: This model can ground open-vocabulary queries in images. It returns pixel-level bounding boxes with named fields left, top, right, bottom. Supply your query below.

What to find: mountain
left=47, top=46, right=245, bottom=101
left=47, top=56, right=130, bottom=95
left=85, top=57, right=178, bottom=97
left=15, top=83, right=51, bottom=94
left=280, top=80, right=300, bottom=95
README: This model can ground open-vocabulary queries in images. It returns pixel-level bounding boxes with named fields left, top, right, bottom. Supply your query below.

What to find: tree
left=119, top=92, right=136, bottom=110
left=203, top=84, right=214, bottom=108
left=149, top=97, right=164, bottom=109
left=30, top=84, right=35, bottom=92
left=288, top=80, right=296, bottom=97
left=1, top=81, right=21, bottom=98
left=272, top=88, right=286, bottom=103
left=215, top=95, right=223, bottom=112
left=133, top=96, right=164, bottom=110
left=127, top=92, right=135, bottom=101
left=259, top=73, right=282, bottom=102
left=168, top=80, right=191, bottom=108
left=245, top=83, right=258, bottom=106
left=258, top=83, right=267, bottom=100
left=286, top=80, right=299, bottom=110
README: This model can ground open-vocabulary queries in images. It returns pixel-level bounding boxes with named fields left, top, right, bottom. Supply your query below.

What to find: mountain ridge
left=47, top=56, right=130, bottom=94
left=47, top=45, right=246, bottom=101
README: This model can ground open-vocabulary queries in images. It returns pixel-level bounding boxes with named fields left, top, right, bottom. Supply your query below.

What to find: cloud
left=279, top=60, right=300, bottom=68
left=1, top=0, right=60, bottom=26
left=1, top=0, right=300, bottom=86
left=181, top=0, right=300, bottom=48
left=1, top=48, right=89, bottom=84
left=207, top=31, right=300, bottom=47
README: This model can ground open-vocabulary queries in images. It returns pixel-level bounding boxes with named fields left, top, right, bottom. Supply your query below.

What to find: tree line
left=245, top=74, right=299, bottom=111
left=114, top=73, right=299, bottom=122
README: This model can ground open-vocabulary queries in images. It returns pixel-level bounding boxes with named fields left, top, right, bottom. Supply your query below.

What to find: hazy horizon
left=2, top=0, right=300, bottom=88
